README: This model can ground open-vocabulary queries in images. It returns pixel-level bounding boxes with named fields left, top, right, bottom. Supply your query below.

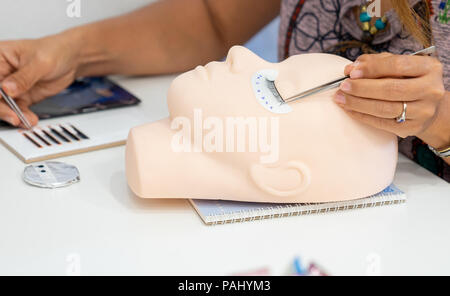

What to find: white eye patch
left=251, top=69, right=293, bottom=114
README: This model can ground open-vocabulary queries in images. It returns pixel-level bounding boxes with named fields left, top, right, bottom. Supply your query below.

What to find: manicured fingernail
left=2, top=81, right=17, bottom=96
left=334, top=93, right=346, bottom=104
left=340, top=80, right=351, bottom=92
left=350, top=69, right=363, bottom=79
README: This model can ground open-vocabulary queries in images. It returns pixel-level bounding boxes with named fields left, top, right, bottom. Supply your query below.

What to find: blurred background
left=0, top=0, right=279, bottom=62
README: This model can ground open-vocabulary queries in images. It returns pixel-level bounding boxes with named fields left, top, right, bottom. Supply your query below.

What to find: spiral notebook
left=189, top=184, right=406, bottom=225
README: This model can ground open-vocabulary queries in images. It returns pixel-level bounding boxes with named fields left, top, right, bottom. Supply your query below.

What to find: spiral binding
left=203, top=192, right=405, bottom=225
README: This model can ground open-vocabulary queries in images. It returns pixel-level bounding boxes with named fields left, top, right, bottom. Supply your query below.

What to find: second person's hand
left=334, top=52, right=446, bottom=142
left=0, top=32, right=82, bottom=127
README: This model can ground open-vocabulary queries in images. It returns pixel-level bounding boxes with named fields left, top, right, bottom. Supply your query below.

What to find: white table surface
left=0, top=75, right=448, bottom=276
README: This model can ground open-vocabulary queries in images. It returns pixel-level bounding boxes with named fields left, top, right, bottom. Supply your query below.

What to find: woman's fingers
left=16, top=100, right=39, bottom=127
left=341, top=52, right=446, bottom=140
left=0, top=60, right=14, bottom=80
left=334, top=91, right=404, bottom=119
left=339, top=77, right=432, bottom=101
left=0, top=99, right=38, bottom=127
left=343, top=109, right=415, bottom=138
left=344, top=53, right=441, bottom=79
left=334, top=91, right=439, bottom=121
left=0, top=100, right=20, bottom=126
left=2, top=62, right=46, bottom=98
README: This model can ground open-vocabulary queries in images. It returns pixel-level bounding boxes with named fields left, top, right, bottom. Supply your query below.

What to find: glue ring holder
left=23, top=161, right=80, bottom=189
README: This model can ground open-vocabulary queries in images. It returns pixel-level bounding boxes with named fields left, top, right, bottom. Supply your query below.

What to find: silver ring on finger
left=395, top=102, right=407, bottom=124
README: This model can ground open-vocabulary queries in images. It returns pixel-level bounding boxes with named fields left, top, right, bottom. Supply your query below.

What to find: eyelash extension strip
left=70, top=124, right=89, bottom=140
left=41, top=129, right=61, bottom=145
left=23, top=133, right=42, bottom=148
left=32, top=131, right=51, bottom=146
left=60, top=125, right=80, bottom=141
left=50, top=127, right=71, bottom=143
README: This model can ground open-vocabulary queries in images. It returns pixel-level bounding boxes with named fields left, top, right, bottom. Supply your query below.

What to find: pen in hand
left=0, top=86, right=33, bottom=130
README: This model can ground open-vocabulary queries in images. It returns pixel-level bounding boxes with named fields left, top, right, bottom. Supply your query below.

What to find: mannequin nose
left=225, top=46, right=264, bottom=73
left=225, top=47, right=242, bottom=73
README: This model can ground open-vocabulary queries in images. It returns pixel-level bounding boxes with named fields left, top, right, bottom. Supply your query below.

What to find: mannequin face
left=126, top=46, right=398, bottom=203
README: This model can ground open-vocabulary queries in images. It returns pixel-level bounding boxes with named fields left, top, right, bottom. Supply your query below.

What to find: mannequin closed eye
left=251, top=70, right=293, bottom=114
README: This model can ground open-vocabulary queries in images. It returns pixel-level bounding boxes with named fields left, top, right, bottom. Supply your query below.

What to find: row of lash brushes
left=21, top=124, right=89, bottom=148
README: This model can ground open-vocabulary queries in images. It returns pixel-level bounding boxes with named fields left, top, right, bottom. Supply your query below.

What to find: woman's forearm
left=62, top=0, right=280, bottom=78
left=418, top=91, right=450, bottom=165
left=68, top=0, right=226, bottom=77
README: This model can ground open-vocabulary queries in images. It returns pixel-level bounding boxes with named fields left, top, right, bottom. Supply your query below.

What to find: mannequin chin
left=126, top=46, right=398, bottom=203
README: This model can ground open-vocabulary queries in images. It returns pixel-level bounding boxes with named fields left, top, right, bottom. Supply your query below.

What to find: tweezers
left=0, top=87, right=32, bottom=130
left=283, top=45, right=436, bottom=104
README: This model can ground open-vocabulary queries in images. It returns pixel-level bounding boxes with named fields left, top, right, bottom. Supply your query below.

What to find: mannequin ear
left=250, top=161, right=311, bottom=197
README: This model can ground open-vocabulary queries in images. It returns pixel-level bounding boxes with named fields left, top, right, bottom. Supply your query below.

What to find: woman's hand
left=0, top=32, right=82, bottom=127
left=334, top=52, right=447, bottom=142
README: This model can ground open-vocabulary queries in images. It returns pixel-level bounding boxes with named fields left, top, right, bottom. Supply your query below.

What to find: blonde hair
left=391, top=0, right=432, bottom=47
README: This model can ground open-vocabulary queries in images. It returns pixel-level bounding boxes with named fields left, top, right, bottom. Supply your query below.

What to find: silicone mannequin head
left=126, top=46, right=397, bottom=203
